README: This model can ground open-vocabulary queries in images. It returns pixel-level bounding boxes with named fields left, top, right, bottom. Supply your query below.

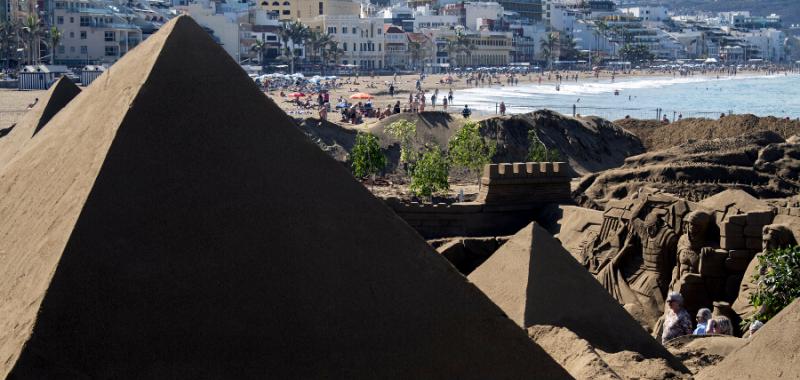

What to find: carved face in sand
left=762, top=224, right=797, bottom=253
left=685, top=211, right=711, bottom=245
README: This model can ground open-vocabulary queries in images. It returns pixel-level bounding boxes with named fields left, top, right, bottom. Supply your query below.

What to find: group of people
left=661, top=291, right=764, bottom=344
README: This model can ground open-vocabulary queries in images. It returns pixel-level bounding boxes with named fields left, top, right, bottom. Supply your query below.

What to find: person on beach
left=448, top=89, right=453, bottom=103
left=389, top=83, right=395, bottom=97
left=394, top=101, right=401, bottom=114
left=443, top=96, right=448, bottom=111
left=319, top=105, right=328, bottom=121
left=662, top=292, right=692, bottom=343
left=462, top=105, right=472, bottom=119
left=693, top=308, right=712, bottom=335
left=499, top=101, right=506, bottom=116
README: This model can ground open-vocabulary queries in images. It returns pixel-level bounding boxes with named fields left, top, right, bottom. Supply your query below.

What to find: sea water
left=452, top=74, right=800, bottom=121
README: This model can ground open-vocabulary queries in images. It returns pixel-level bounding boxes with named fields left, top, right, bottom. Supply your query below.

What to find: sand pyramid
left=0, top=76, right=80, bottom=167
left=468, top=223, right=688, bottom=372
left=0, top=16, right=571, bottom=379
left=697, top=298, right=800, bottom=379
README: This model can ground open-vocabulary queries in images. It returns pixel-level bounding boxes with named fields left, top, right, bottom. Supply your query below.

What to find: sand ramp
left=0, top=76, right=80, bottom=168
left=0, top=16, right=571, bottom=379
left=468, top=223, right=688, bottom=374
left=697, top=298, right=800, bottom=379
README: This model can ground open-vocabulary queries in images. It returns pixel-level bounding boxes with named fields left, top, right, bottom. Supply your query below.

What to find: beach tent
left=0, top=16, right=570, bottom=379
left=468, top=223, right=689, bottom=374
left=18, top=65, right=69, bottom=90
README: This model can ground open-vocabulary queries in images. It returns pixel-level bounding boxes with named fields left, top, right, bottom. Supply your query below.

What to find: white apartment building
left=621, top=6, right=668, bottom=22
left=178, top=0, right=247, bottom=62
left=464, top=2, right=503, bottom=31
left=733, top=28, right=786, bottom=62
left=52, top=0, right=143, bottom=65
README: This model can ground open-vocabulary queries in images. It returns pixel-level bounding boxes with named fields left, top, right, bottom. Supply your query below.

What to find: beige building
left=305, top=14, right=385, bottom=70
left=258, top=0, right=359, bottom=22
left=52, top=0, right=143, bottom=65
left=178, top=0, right=248, bottom=62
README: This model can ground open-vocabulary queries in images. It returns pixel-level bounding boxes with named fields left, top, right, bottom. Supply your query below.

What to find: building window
left=272, top=1, right=278, bottom=4
left=282, top=1, right=289, bottom=5
left=105, top=45, right=118, bottom=56
left=318, top=1, right=323, bottom=14
left=282, top=9, right=289, bottom=14
left=69, top=17, right=74, bottom=23
left=80, top=16, right=90, bottom=27
left=80, top=45, right=88, bottom=54
left=342, top=27, right=348, bottom=34
left=57, top=16, right=64, bottom=24
left=266, top=35, right=277, bottom=41
left=69, top=31, right=74, bottom=38
left=58, top=45, right=65, bottom=54
left=104, top=31, right=115, bottom=41
left=80, top=31, right=87, bottom=39
left=343, top=43, right=347, bottom=51
left=70, top=46, right=75, bottom=53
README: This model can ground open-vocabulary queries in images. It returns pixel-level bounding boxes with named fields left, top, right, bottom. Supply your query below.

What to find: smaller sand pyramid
left=0, top=76, right=80, bottom=167
left=697, top=298, right=800, bottom=379
left=468, top=222, right=688, bottom=372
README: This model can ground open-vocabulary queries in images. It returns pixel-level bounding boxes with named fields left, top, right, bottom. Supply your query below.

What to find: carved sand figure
left=597, top=209, right=678, bottom=328
left=731, top=224, right=797, bottom=321
left=671, top=211, right=715, bottom=289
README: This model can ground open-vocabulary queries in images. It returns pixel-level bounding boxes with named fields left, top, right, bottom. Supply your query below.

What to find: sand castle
left=0, top=16, right=572, bottom=378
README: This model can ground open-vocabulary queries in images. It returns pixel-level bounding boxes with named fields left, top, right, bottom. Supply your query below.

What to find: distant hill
left=627, top=0, right=800, bottom=26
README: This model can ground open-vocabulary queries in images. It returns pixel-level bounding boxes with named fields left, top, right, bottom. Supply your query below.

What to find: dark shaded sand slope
left=0, top=16, right=570, bottom=379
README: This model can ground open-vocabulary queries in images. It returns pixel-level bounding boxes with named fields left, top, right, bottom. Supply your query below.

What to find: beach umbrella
left=289, top=92, right=305, bottom=98
left=350, top=92, right=373, bottom=100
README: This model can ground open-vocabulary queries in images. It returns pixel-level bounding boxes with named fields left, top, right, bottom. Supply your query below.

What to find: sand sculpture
left=467, top=222, right=688, bottom=374
left=697, top=298, right=800, bottom=379
left=564, top=187, right=787, bottom=336
left=0, top=76, right=80, bottom=168
left=0, top=16, right=573, bottom=378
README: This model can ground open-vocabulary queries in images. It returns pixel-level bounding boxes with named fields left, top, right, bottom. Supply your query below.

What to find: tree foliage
left=410, top=146, right=450, bottom=198
left=351, top=133, right=386, bottom=179
left=384, top=119, right=417, bottom=165
left=619, top=43, right=655, bottom=63
left=527, top=129, right=561, bottom=162
left=749, top=245, right=800, bottom=323
left=448, top=121, right=495, bottom=180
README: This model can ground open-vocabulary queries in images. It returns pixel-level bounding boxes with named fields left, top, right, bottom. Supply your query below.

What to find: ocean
left=452, top=73, right=800, bottom=121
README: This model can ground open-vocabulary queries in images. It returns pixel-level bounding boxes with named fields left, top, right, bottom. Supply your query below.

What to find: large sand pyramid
left=468, top=223, right=687, bottom=372
left=697, top=298, right=800, bottom=379
left=0, top=16, right=572, bottom=379
left=0, top=76, right=80, bottom=167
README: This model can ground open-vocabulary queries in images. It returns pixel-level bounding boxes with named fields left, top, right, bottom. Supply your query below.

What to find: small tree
left=528, top=129, right=562, bottom=162
left=749, top=245, right=800, bottom=323
left=351, top=132, right=386, bottom=179
left=410, top=146, right=450, bottom=199
left=448, top=121, right=495, bottom=184
left=384, top=119, right=417, bottom=168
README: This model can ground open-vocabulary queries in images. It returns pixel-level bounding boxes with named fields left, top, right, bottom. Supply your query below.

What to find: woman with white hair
left=662, top=292, right=693, bottom=343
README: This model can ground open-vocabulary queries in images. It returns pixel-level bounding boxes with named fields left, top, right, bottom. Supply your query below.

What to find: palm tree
left=408, top=40, right=423, bottom=71
left=49, top=27, right=62, bottom=64
left=320, top=40, right=343, bottom=75
left=21, top=14, right=42, bottom=65
left=539, top=32, right=558, bottom=69
left=0, top=21, right=21, bottom=69
left=307, top=30, right=333, bottom=67
left=251, top=39, right=266, bottom=67
left=447, top=28, right=473, bottom=68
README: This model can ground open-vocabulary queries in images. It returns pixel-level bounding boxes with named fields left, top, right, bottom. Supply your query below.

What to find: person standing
left=448, top=89, right=453, bottom=103
left=389, top=83, right=395, bottom=97
left=662, top=292, right=693, bottom=343
left=442, top=96, right=448, bottom=111
left=499, top=101, right=506, bottom=116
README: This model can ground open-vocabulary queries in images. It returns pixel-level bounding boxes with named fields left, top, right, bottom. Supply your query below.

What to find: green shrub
left=351, top=132, right=386, bottom=179
left=448, top=121, right=496, bottom=182
left=384, top=119, right=417, bottom=166
left=410, top=146, right=450, bottom=198
left=749, top=245, right=800, bottom=322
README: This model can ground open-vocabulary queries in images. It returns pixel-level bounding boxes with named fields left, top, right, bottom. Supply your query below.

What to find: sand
left=0, top=16, right=573, bottom=379
left=0, top=76, right=80, bottom=169
left=467, top=222, right=689, bottom=374
left=617, top=115, right=800, bottom=151
left=697, top=299, right=800, bottom=379
left=666, top=334, right=746, bottom=375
